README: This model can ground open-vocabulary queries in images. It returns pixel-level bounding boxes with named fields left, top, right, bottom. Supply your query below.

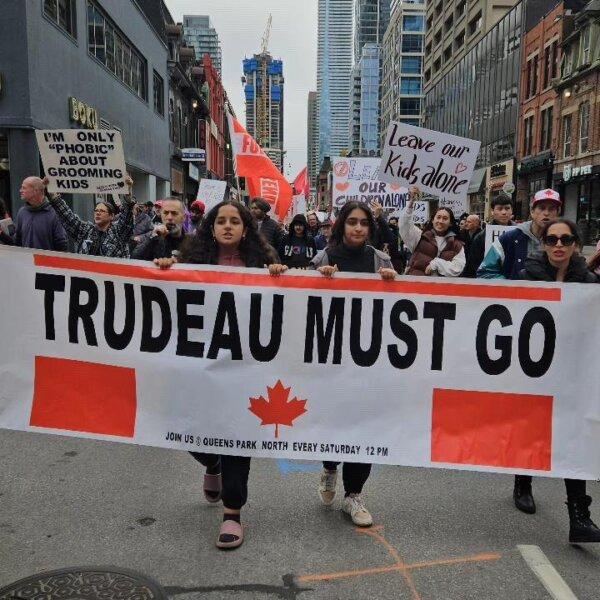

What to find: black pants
left=515, top=475, right=587, bottom=500
left=323, top=461, right=371, bottom=495
left=190, top=452, right=251, bottom=510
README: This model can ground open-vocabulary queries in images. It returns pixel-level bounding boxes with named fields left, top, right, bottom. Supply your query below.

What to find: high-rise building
left=317, top=0, right=354, bottom=165
left=348, top=0, right=391, bottom=155
left=307, top=91, right=319, bottom=190
left=242, top=53, right=285, bottom=171
left=380, top=1, right=426, bottom=148
left=183, top=15, right=222, bottom=76
left=423, top=0, right=519, bottom=94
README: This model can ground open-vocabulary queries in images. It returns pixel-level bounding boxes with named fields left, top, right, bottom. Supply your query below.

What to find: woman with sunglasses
left=519, top=218, right=600, bottom=544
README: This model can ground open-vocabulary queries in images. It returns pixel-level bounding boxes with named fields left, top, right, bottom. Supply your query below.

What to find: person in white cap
left=477, top=188, right=561, bottom=515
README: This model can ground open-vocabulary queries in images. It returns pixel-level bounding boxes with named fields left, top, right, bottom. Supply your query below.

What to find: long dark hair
left=328, top=202, right=375, bottom=248
left=423, top=207, right=457, bottom=235
left=179, top=201, right=277, bottom=267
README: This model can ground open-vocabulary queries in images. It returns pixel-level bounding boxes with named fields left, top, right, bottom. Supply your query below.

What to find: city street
left=1, top=429, right=599, bottom=599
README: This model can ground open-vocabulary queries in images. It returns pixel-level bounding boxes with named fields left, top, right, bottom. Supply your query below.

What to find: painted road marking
left=518, top=545, right=579, bottom=600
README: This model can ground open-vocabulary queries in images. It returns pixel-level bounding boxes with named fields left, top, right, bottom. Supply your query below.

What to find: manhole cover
left=0, top=567, right=166, bottom=600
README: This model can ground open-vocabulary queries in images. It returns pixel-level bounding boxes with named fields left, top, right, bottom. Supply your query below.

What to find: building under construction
left=242, top=20, right=284, bottom=172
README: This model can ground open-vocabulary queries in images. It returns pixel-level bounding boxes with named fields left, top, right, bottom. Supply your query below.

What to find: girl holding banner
left=399, top=187, right=465, bottom=277
left=519, top=218, right=600, bottom=544
left=310, top=201, right=397, bottom=527
left=154, top=200, right=286, bottom=549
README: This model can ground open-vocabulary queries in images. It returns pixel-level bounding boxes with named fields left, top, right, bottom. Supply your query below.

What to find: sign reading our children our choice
left=1, top=246, right=600, bottom=479
left=378, top=122, right=480, bottom=204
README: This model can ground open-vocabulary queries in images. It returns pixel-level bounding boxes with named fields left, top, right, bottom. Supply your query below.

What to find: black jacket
left=278, top=215, right=317, bottom=268
left=132, top=232, right=187, bottom=260
left=257, top=215, right=283, bottom=250
left=519, top=252, right=599, bottom=283
left=463, top=221, right=514, bottom=278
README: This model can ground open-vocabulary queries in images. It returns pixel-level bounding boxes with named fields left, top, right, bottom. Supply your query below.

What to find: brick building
left=515, top=3, right=565, bottom=219
left=553, top=0, right=600, bottom=243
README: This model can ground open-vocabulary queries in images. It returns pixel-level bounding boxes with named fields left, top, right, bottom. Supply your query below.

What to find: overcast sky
left=165, top=0, right=319, bottom=180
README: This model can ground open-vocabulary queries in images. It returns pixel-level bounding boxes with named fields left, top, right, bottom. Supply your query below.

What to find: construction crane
left=257, top=14, right=272, bottom=148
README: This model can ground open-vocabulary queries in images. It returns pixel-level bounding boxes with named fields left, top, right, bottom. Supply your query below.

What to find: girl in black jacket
left=278, top=214, right=317, bottom=269
left=520, top=218, right=600, bottom=544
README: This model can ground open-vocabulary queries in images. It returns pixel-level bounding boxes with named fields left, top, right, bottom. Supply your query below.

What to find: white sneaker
left=342, top=494, right=373, bottom=527
left=318, top=469, right=338, bottom=506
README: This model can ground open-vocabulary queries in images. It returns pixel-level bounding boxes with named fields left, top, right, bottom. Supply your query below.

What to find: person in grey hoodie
left=13, top=177, right=67, bottom=251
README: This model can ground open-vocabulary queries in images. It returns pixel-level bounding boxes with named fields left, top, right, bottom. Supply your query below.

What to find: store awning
left=468, top=168, right=486, bottom=194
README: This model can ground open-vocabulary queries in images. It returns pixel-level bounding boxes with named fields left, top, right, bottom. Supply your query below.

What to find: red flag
left=227, top=113, right=293, bottom=221
left=292, top=167, right=309, bottom=198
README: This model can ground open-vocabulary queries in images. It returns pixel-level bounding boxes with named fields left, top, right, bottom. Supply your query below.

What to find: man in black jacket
left=463, top=194, right=514, bottom=277
left=250, top=198, right=282, bottom=250
left=132, top=198, right=187, bottom=261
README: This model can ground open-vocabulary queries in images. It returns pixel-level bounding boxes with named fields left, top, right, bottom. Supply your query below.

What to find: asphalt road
left=1, top=429, right=599, bottom=599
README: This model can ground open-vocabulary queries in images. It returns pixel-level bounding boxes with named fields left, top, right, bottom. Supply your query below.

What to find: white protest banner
left=332, top=156, right=409, bottom=210
left=35, top=129, right=127, bottom=194
left=1, top=246, right=599, bottom=479
left=379, top=123, right=481, bottom=205
left=196, top=179, right=227, bottom=211
left=485, top=225, right=518, bottom=253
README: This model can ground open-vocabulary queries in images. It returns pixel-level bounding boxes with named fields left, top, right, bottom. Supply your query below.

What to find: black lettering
left=349, top=298, right=382, bottom=367
left=476, top=305, right=512, bottom=375
left=207, top=292, right=242, bottom=360
left=304, top=296, right=345, bottom=364
left=518, top=307, right=556, bottom=378
left=383, top=151, right=403, bottom=176
left=140, top=286, right=172, bottom=353
left=68, top=277, right=98, bottom=346
left=249, top=293, right=283, bottom=362
left=103, top=282, right=135, bottom=350
left=176, top=289, right=205, bottom=358
left=423, top=302, right=456, bottom=370
left=387, top=299, right=418, bottom=369
left=35, top=273, right=66, bottom=341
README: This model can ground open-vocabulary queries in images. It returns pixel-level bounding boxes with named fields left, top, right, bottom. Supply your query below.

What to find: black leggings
left=190, top=452, right=251, bottom=510
left=516, top=475, right=587, bottom=500
left=323, top=461, right=371, bottom=495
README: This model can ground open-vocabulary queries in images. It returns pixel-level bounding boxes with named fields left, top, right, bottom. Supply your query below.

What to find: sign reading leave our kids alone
left=378, top=122, right=480, bottom=204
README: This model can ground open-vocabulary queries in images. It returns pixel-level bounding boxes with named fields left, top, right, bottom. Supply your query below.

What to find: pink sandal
left=216, top=519, right=244, bottom=549
left=203, top=473, right=222, bottom=503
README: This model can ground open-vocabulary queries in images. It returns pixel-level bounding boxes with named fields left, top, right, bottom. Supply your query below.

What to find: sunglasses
left=544, top=234, right=576, bottom=247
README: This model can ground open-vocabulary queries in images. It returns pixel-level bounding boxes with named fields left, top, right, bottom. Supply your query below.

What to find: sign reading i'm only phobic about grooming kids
left=36, top=129, right=127, bottom=195
left=379, top=122, right=481, bottom=204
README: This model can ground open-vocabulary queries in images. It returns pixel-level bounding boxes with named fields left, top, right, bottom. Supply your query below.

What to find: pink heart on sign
left=335, top=182, right=350, bottom=192
left=455, top=162, right=468, bottom=175
left=390, top=183, right=402, bottom=191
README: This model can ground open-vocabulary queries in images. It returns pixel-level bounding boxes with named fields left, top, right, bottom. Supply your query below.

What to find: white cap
left=532, top=188, right=562, bottom=207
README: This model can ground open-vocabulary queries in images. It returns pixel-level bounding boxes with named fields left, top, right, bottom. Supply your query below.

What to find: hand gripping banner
left=1, top=246, right=599, bottom=480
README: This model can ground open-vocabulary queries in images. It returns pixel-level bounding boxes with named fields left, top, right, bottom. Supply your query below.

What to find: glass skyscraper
left=317, top=0, right=354, bottom=166
left=183, top=15, right=222, bottom=75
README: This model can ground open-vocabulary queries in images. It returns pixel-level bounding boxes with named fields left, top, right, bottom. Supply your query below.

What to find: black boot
left=513, top=475, right=536, bottom=514
left=567, top=495, right=600, bottom=544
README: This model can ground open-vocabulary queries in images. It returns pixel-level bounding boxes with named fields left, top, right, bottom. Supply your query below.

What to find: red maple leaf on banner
left=248, top=381, right=308, bottom=438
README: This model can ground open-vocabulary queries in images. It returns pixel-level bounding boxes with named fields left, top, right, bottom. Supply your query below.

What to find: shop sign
left=490, top=163, right=507, bottom=178
left=181, top=148, right=206, bottom=162
left=171, top=167, right=184, bottom=194
left=69, top=97, right=98, bottom=129
left=563, top=164, right=592, bottom=182
left=188, top=163, right=199, bottom=181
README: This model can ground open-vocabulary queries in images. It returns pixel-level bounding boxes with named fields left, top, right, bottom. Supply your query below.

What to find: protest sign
left=1, top=246, right=599, bottom=479
left=379, top=123, right=481, bottom=205
left=390, top=201, right=429, bottom=224
left=196, top=179, right=227, bottom=211
left=36, top=129, right=127, bottom=194
left=438, top=196, right=469, bottom=218
left=485, top=225, right=518, bottom=253
left=332, top=156, right=409, bottom=209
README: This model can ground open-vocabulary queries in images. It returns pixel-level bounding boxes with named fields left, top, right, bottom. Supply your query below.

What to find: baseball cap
left=532, top=189, right=562, bottom=207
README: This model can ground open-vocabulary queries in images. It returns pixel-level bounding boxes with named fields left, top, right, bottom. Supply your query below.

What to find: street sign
left=181, top=148, right=206, bottom=162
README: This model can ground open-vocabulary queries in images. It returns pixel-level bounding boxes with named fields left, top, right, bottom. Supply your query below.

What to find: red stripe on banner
left=431, top=389, right=553, bottom=471
left=30, top=356, right=137, bottom=438
left=34, top=254, right=561, bottom=302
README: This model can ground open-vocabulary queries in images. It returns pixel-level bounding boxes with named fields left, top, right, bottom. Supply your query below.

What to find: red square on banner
left=431, top=389, right=552, bottom=471
left=30, top=356, right=137, bottom=438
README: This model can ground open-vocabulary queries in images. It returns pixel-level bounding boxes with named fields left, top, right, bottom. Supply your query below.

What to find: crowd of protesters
left=1, top=175, right=599, bottom=550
